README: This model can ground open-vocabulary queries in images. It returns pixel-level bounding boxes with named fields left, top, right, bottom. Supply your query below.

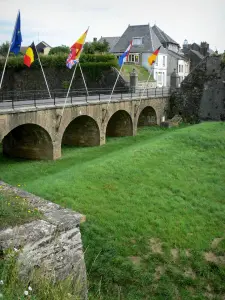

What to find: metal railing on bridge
left=0, top=87, right=171, bottom=110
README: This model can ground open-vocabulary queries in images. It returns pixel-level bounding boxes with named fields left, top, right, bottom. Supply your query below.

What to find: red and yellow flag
left=148, top=46, right=161, bottom=66
left=66, top=28, right=89, bottom=69
left=24, top=42, right=38, bottom=67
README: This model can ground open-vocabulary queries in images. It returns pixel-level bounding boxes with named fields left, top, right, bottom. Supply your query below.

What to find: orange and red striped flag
left=66, top=28, right=89, bottom=69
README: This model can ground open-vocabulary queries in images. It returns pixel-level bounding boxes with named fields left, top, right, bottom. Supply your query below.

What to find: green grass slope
left=0, top=123, right=225, bottom=299
left=120, top=64, right=154, bottom=81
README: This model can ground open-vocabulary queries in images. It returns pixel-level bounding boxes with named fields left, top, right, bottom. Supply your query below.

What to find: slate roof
left=152, top=25, right=179, bottom=46
left=111, top=24, right=167, bottom=54
left=167, top=49, right=188, bottom=61
left=190, top=49, right=204, bottom=59
left=98, top=36, right=120, bottom=52
left=36, top=41, right=51, bottom=48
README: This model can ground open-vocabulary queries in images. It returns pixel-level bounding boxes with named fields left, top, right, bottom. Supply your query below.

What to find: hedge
left=0, top=53, right=118, bottom=70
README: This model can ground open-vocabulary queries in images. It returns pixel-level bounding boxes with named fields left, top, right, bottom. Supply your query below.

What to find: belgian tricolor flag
left=24, top=42, right=38, bottom=67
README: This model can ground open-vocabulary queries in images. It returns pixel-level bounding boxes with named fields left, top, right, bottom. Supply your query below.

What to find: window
left=155, top=56, right=158, bottom=66
left=158, top=72, right=162, bottom=84
left=129, top=54, right=135, bottom=62
left=135, top=55, right=139, bottom=63
left=179, top=64, right=183, bottom=73
left=128, top=54, right=139, bottom=63
left=163, top=56, right=165, bottom=67
left=132, top=37, right=143, bottom=45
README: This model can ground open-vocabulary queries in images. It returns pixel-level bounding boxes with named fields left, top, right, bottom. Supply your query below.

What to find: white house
left=110, top=24, right=168, bottom=87
left=152, top=25, right=190, bottom=86
left=109, top=24, right=190, bottom=87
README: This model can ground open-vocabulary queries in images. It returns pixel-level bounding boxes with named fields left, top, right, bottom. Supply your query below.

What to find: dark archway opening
left=3, top=124, right=53, bottom=160
left=138, top=106, right=157, bottom=127
left=106, top=110, right=133, bottom=137
left=62, top=115, right=100, bottom=147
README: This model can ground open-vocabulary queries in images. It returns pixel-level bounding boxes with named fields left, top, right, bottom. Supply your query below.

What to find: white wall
left=177, top=59, right=190, bottom=86
left=44, top=47, right=51, bottom=55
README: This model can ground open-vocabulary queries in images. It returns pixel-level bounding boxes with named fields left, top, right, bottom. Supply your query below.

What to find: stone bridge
left=0, top=96, right=169, bottom=160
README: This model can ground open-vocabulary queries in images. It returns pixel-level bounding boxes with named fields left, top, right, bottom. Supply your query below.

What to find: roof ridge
left=149, top=25, right=154, bottom=51
left=153, top=25, right=167, bottom=43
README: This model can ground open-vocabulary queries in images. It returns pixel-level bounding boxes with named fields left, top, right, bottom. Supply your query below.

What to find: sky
left=0, top=0, right=224, bottom=53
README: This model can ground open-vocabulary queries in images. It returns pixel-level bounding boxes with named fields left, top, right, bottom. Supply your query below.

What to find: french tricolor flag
left=118, top=41, right=133, bottom=67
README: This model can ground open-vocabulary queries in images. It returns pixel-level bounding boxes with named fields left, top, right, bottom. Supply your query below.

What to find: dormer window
left=132, top=37, right=143, bottom=46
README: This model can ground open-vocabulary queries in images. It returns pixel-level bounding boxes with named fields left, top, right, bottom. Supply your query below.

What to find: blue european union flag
left=10, top=11, right=22, bottom=55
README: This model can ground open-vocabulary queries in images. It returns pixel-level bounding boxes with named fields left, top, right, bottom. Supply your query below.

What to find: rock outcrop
left=169, top=54, right=225, bottom=123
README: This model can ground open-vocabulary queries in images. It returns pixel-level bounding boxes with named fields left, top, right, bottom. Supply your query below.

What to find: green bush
left=0, top=53, right=117, bottom=70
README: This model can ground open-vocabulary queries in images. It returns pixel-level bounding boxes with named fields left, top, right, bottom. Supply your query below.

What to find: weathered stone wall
left=0, top=181, right=87, bottom=299
left=169, top=55, right=225, bottom=123
left=0, top=96, right=169, bottom=160
left=0, top=67, right=127, bottom=91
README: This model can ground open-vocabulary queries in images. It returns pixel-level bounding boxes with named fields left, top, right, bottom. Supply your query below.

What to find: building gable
left=152, top=25, right=179, bottom=47
left=112, top=24, right=167, bottom=54
left=98, top=36, right=120, bottom=52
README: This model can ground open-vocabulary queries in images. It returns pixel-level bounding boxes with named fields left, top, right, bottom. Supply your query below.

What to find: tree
left=83, top=39, right=110, bottom=54
left=0, top=41, right=10, bottom=57
left=49, top=45, right=70, bottom=55
left=83, top=42, right=95, bottom=54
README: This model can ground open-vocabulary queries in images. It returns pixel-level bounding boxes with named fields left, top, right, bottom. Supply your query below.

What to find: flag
left=66, top=28, right=89, bottom=69
left=148, top=46, right=161, bottom=65
left=118, top=41, right=132, bottom=67
left=10, top=11, right=22, bottom=55
left=24, top=42, right=38, bottom=67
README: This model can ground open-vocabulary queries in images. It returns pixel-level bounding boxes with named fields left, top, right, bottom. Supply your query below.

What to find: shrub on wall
left=0, top=54, right=118, bottom=84
left=0, top=53, right=118, bottom=69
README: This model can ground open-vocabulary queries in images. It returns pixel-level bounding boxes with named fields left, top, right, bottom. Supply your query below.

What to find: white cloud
left=0, top=0, right=224, bottom=52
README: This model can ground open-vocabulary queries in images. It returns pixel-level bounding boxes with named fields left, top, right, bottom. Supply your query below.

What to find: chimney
left=93, top=37, right=97, bottom=42
left=200, top=41, right=209, bottom=56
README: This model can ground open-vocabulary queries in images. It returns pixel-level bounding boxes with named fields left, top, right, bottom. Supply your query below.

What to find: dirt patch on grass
left=128, top=256, right=141, bottom=266
left=185, top=249, right=191, bottom=257
left=149, top=238, right=163, bottom=254
left=211, top=237, right=224, bottom=249
left=171, top=248, right=179, bottom=261
left=204, top=252, right=225, bottom=265
left=184, top=267, right=196, bottom=279
left=153, top=265, right=165, bottom=280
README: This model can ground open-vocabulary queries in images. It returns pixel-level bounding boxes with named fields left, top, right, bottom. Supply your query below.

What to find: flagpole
left=106, top=64, right=123, bottom=110
left=34, top=44, right=52, bottom=99
left=57, top=26, right=89, bottom=129
left=0, top=10, right=19, bottom=89
left=79, top=62, right=89, bottom=96
left=135, top=66, right=153, bottom=115
left=59, top=63, right=78, bottom=125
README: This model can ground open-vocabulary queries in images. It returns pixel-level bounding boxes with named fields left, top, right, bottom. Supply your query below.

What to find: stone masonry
left=0, top=181, right=87, bottom=299
left=0, top=97, right=169, bottom=160
left=169, top=54, right=225, bottom=123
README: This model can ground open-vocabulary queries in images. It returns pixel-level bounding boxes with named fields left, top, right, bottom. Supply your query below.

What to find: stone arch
left=62, top=115, right=100, bottom=147
left=2, top=124, right=53, bottom=160
left=106, top=110, right=133, bottom=137
left=137, top=106, right=157, bottom=127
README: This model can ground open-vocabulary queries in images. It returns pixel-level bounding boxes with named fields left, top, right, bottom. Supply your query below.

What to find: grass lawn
left=0, top=188, right=41, bottom=229
left=120, top=64, right=153, bottom=81
left=0, top=123, right=225, bottom=299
